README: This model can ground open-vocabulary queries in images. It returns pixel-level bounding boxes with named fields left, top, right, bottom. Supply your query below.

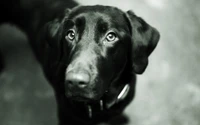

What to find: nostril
left=67, top=80, right=73, bottom=85
left=77, top=81, right=87, bottom=88
left=79, top=81, right=86, bottom=85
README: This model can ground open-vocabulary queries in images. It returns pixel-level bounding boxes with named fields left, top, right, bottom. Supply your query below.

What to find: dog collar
left=86, top=84, right=130, bottom=118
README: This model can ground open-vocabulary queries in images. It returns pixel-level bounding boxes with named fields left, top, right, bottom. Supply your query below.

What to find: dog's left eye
left=66, top=30, right=75, bottom=40
left=106, top=32, right=118, bottom=42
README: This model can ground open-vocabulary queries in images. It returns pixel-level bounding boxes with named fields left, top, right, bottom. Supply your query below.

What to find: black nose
left=65, top=70, right=90, bottom=88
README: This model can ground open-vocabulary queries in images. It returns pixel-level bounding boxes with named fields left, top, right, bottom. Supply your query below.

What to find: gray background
left=0, top=0, right=200, bottom=125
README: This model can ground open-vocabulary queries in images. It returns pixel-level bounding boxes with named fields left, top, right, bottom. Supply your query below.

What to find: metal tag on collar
left=117, top=84, right=130, bottom=102
left=87, top=105, right=92, bottom=118
left=100, top=100, right=104, bottom=111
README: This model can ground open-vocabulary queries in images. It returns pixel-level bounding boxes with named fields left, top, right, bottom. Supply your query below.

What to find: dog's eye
left=66, top=30, right=75, bottom=40
left=106, top=32, right=117, bottom=42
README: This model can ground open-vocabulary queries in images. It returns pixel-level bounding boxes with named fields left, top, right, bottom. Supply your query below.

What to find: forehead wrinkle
left=96, top=18, right=109, bottom=34
left=74, top=16, right=86, bottom=41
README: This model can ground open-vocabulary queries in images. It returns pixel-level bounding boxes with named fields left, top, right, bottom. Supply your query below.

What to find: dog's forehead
left=68, top=5, right=127, bottom=26
left=69, top=5, right=124, bottom=17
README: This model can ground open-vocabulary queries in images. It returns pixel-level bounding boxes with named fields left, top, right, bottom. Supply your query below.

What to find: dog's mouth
left=67, top=95, right=100, bottom=102
left=66, top=95, right=104, bottom=103
left=65, top=89, right=105, bottom=102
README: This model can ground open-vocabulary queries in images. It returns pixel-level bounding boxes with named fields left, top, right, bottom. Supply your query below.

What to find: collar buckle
left=117, top=84, right=130, bottom=102
left=87, top=105, right=92, bottom=118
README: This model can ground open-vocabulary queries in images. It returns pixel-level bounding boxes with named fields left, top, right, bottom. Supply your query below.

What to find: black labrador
left=0, top=0, right=160, bottom=125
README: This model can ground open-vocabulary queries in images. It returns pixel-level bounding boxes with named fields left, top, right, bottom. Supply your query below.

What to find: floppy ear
left=33, top=9, right=72, bottom=85
left=44, top=9, right=71, bottom=47
left=44, top=19, right=62, bottom=47
left=126, top=10, right=160, bottom=74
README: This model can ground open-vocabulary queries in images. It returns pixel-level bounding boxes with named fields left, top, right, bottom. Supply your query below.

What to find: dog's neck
left=85, top=83, right=131, bottom=118
left=83, top=68, right=133, bottom=118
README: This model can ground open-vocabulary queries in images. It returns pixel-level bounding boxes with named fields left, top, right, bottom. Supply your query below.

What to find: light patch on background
left=145, top=0, right=166, bottom=9
left=186, top=83, right=200, bottom=105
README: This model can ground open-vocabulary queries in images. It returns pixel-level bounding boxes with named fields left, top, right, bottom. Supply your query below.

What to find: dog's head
left=44, top=5, right=160, bottom=102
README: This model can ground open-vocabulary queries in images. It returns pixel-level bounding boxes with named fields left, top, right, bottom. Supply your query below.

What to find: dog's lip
left=66, top=92, right=103, bottom=102
left=71, top=96, right=91, bottom=102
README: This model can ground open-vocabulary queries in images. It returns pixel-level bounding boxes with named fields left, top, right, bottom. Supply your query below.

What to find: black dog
left=1, top=0, right=160, bottom=125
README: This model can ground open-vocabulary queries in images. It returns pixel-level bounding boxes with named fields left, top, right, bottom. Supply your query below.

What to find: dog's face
left=63, top=6, right=131, bottom=101
left=45, top=5, right=160, bottom=102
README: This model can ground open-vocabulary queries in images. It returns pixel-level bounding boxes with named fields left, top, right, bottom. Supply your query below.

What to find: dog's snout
left=66, top=70, right=90, bottom=88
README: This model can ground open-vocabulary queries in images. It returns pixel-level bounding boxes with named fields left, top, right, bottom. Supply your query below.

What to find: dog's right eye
left=66, top=30, right=75, bottom=40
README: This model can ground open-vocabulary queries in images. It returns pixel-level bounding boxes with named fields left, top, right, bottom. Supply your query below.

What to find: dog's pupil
left=68, top=32, right=75, bottom=39
left=107, top=33, right=115, bottom=40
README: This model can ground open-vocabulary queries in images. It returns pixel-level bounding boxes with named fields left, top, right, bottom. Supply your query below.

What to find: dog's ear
left=44, top=19, right=62, bottom=47
left=45, top=9, right=71, bottom=47
left=125, top=10, right=160, bottom=74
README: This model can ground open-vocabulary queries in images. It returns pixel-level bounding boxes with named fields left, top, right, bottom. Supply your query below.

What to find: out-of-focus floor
left=0, top=0, right=200, bottom=125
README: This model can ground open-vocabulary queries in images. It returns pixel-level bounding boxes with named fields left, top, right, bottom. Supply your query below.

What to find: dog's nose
left=66, top=71, right=90, bottom=88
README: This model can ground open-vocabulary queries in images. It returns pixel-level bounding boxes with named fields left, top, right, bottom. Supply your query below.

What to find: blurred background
left=0, top=0, right=200, bottom=125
